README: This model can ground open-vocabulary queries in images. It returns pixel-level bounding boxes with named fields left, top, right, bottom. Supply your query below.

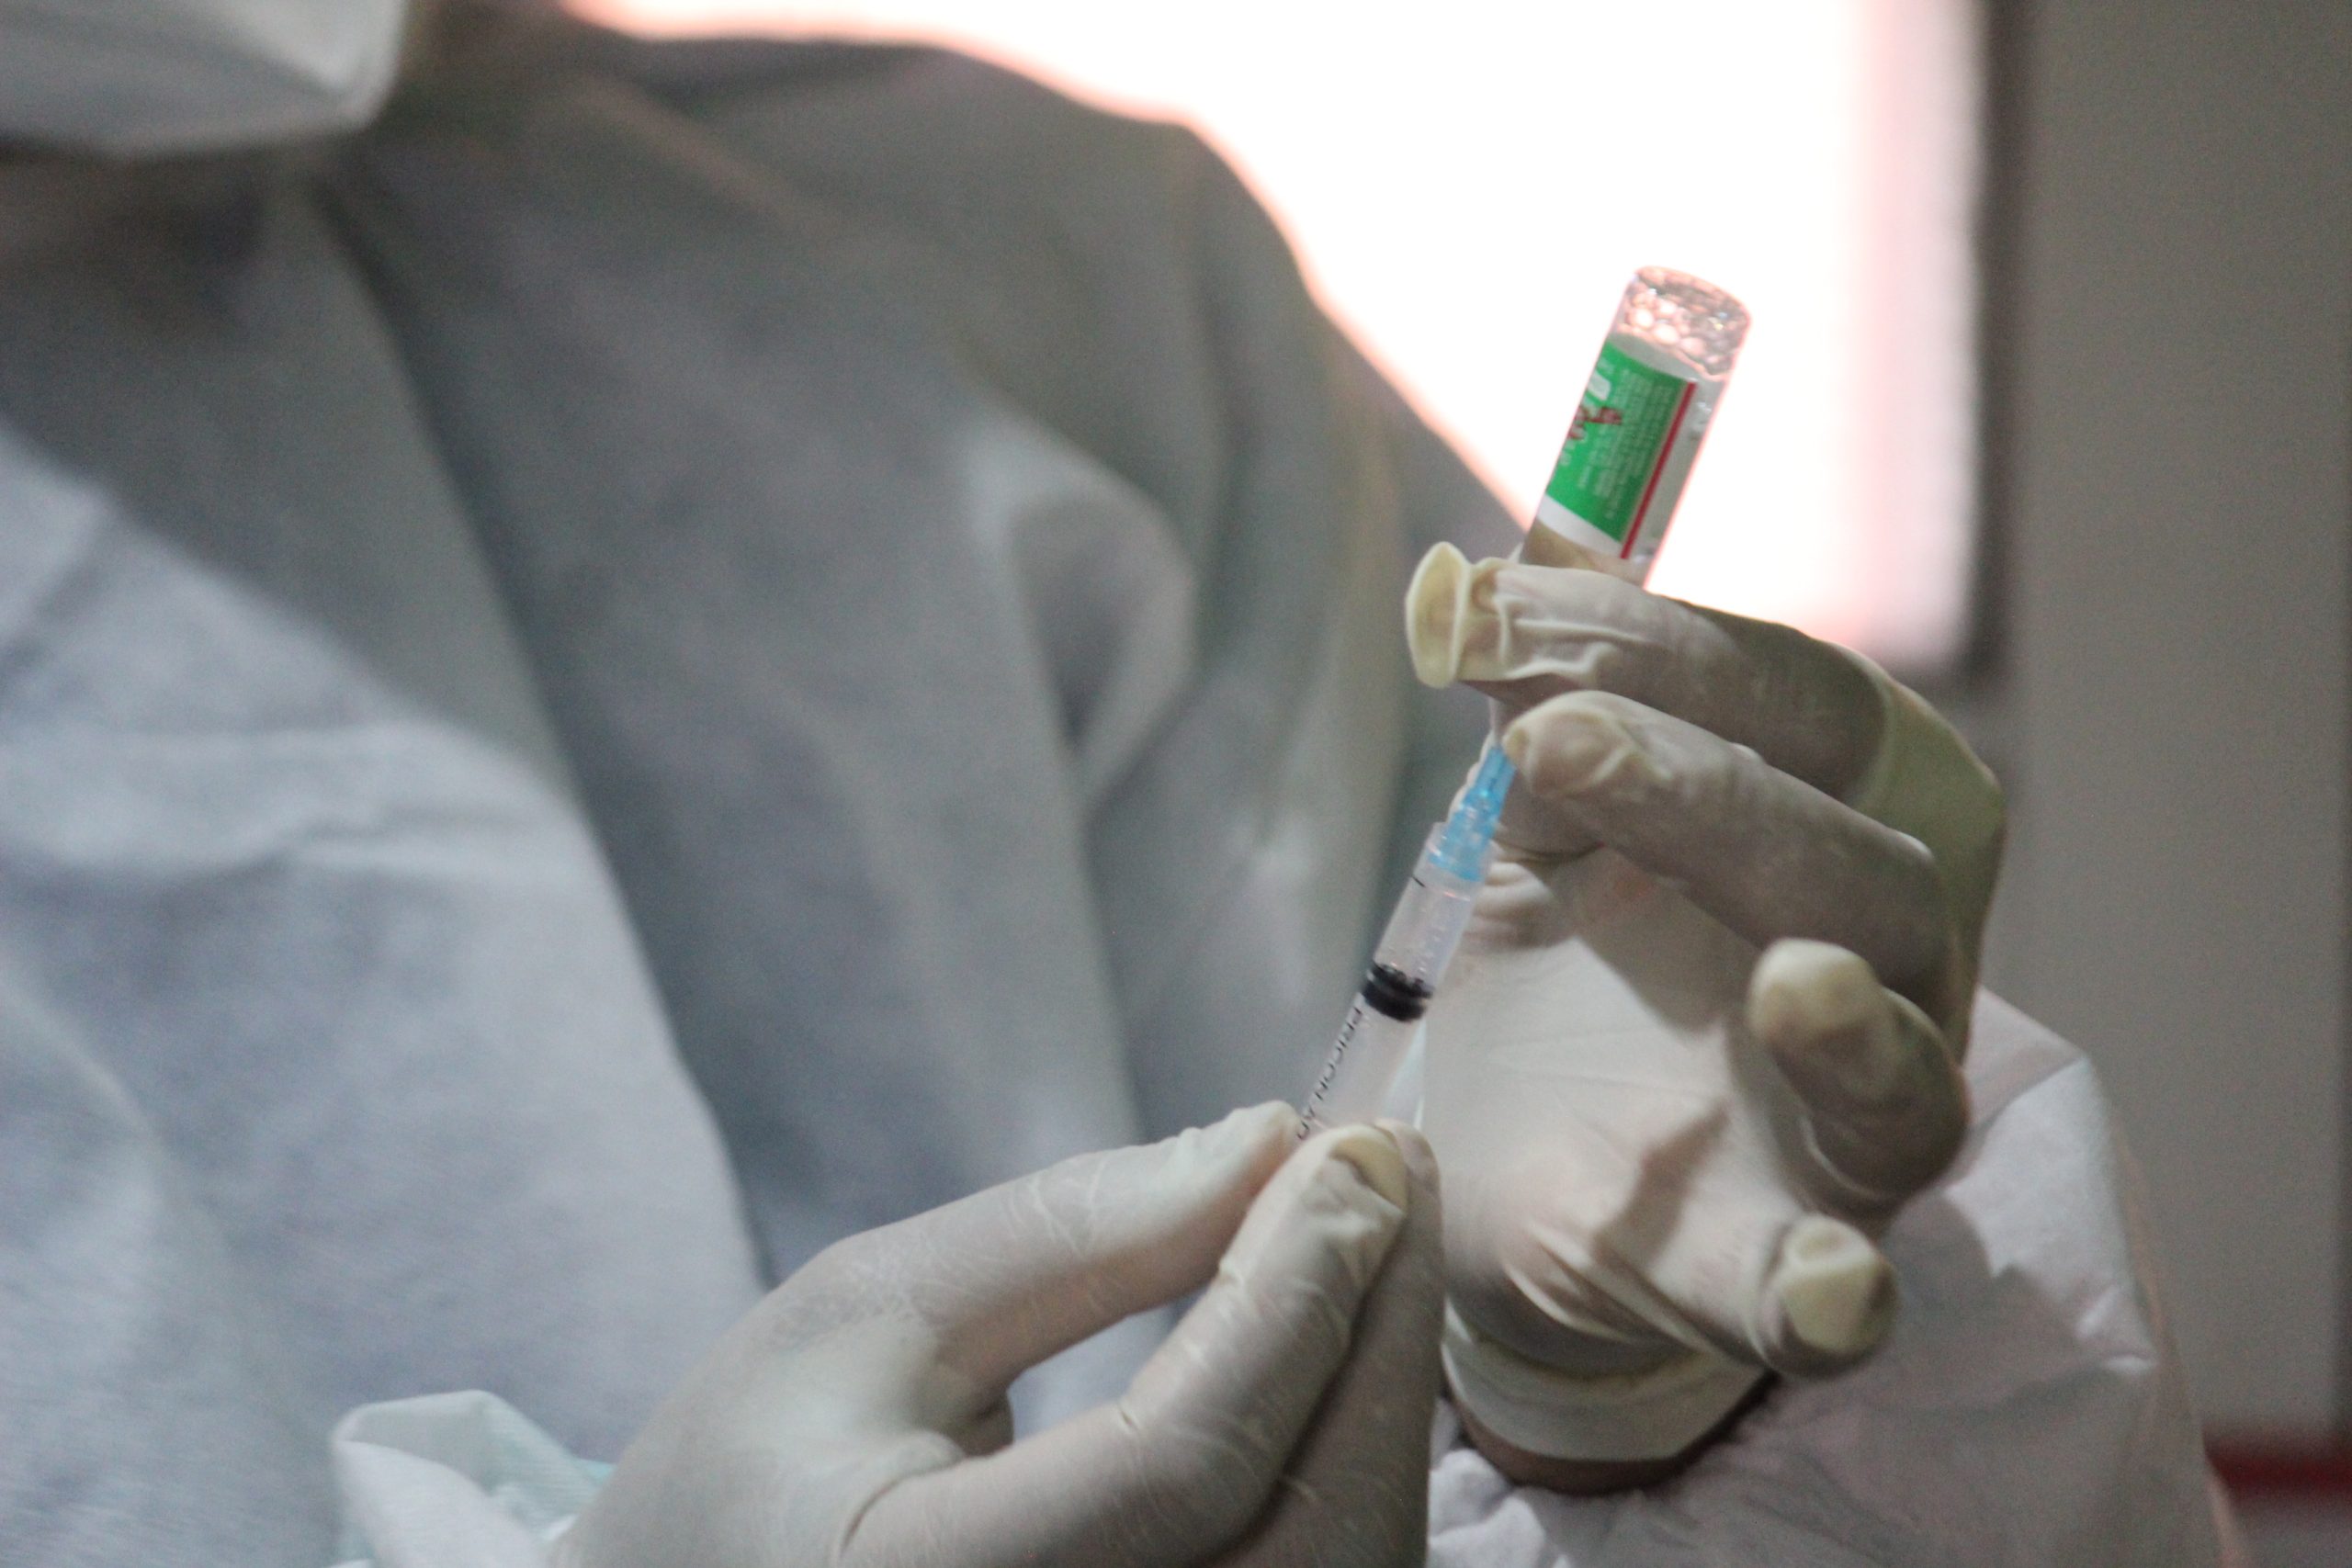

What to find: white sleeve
left=326, top=1393, right=607, bottom=1568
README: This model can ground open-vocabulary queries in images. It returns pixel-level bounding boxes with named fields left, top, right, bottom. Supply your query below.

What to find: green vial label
left=1543, top=342, right=1697, bottom=545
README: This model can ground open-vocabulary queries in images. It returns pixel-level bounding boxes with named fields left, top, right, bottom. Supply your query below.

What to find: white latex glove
left=555, top=1104, right=1444, bottom=1568
left=1404, top=523, right=2003, bottom=1485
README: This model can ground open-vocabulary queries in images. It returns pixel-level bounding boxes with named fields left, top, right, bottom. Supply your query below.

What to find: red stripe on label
left=1622, top=378, right=1696, bottom=560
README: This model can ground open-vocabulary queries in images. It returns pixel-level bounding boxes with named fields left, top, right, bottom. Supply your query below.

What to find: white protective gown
left=0, top=6, right=2226, bottom=1565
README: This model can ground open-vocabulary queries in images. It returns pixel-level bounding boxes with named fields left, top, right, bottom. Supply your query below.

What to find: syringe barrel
left=1296, top=996, right=1419, bottom=1138
left=1295, top=829, right=1486, bottom=1136
left=1372, top=833, right=1485, bottom=989
left=1532, top=267, right=1749, bottom=581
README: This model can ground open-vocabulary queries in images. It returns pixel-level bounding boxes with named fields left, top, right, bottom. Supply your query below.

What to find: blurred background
left=576, top=0, right=2351, bottom=1556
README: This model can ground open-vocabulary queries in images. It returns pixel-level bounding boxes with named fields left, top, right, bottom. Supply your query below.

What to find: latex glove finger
left=845, top=1125, right=1413, bottom=1568
left=1406, top=533, right=1883, bottom=796
left=1753, top=1213, right=1900, bottom=1374
left=1442, top=1190, right=1897, bottom=1483
left=560, top=1104, right=1297, bottom=1568
left=1504, top=689, right=1959, bottom=1019
left=856, top=1100, right=1299, bottom=1396
left=1751, top=939, right=1970, bottom=1210
left=1232, top=1122, right=1444, bottom=1566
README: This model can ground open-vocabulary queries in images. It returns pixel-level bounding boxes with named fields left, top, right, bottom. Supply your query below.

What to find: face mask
left=0, top=0, right=411, bottom=155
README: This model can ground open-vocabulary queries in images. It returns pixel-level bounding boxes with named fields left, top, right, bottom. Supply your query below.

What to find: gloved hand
left=554, top=1105, right=1444, bottom=1568
left=1404, top=522, right=2003, bottom=1488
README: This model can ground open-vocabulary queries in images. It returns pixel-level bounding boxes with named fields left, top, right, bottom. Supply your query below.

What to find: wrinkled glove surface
left=556, top=1106, right=1444, bottom=1568
left=1408, top=523, right=2003, bottom=1474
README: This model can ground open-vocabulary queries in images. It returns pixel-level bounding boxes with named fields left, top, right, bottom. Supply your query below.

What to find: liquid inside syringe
left=1295, top=266, right=1749, bottom=1137
left=1296, top=743, right=1505, bottom=1136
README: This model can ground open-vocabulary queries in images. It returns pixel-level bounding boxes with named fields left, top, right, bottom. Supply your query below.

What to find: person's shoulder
left=411, top=5, right=1211, bottom=154
left=575, top=17, right=1225, bottom=183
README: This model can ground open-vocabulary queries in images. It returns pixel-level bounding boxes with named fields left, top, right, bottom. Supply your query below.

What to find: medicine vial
left=1532, top=267, right=1749, bottom=581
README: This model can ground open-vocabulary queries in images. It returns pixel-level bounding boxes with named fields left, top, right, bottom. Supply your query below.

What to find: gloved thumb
left=846, top=1123, right=1417, bottom=1568
left=868, top=1100, right=1300, bottom=1397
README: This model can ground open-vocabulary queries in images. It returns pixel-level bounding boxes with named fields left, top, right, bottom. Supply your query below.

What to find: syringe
left=1296, top=266, right=1749, bottom=1137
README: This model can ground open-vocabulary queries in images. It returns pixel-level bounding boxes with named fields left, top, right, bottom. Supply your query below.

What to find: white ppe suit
left=0, top=5, right=2228, bottom=1565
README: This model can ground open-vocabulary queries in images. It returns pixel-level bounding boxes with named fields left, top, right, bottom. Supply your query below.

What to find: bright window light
left=571, top=0, right=1981, bottom=671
